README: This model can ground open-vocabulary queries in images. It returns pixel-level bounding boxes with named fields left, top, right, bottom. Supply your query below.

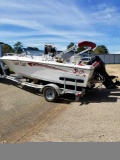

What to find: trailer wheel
left=43, top=86, right=59, bottom=102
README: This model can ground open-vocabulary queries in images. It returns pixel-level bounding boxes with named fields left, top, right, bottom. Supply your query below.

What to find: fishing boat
left=0, top=42, right=97, bottom=88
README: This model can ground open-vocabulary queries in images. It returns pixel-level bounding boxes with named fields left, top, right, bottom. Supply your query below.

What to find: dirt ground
left=19, top=64, right=120, bottom=142
left=0, top=64, right=120, bottom=143
left=106, top=64, right=120, bottom=79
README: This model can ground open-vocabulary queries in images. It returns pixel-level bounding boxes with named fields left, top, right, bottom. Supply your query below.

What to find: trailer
left=0, top=61, right=119, bottom=102
left=0, top=75, right=88, bottom=102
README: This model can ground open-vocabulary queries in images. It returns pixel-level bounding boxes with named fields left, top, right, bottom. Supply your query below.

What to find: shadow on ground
left=79, top=88, right=120, bottom=106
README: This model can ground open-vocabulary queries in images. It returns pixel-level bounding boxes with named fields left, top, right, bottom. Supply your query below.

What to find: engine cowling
left=87, top=56, right=117, bottom=89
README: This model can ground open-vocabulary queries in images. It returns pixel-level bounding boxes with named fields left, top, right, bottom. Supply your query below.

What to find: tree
left=27, top=47, right=39, bottom=50
left=2, top=44, right=13, bottom=55
left=13, top=42, right=23, bottom=54
left=92, top=45, right=109, bottom=54
left=77, top=46, right=86, bottom=53
left=67, top=42, right=74, bottom=49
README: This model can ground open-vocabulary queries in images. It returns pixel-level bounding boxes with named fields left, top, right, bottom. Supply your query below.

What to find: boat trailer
left=0, top=74, right=87, bottom=102
left=0, top=60, right=120, bottom=102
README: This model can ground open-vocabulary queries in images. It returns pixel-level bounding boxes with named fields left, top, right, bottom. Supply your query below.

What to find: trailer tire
left=43, top=86, right=59, bottom=102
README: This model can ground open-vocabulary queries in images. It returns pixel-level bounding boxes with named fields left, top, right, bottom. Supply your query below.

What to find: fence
left=90, top=54, right=120, bottom=64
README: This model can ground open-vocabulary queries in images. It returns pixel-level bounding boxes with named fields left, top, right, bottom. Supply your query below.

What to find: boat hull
left=1, top=56, right=95, bottom=87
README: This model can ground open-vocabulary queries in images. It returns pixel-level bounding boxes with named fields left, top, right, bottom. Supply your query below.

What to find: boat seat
left=70, top=56, right=81, bottom=64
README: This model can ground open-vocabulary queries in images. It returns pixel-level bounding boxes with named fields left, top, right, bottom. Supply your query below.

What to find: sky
left=0, top=0, right=120, bottom=53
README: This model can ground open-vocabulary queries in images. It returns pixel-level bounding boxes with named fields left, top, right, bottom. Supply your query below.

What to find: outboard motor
left=87, top=56, right=117, bottom=89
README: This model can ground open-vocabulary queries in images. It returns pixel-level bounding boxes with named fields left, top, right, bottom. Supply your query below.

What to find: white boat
left=0, top=41, right=119, bottom=90
left=0, top=42, right=97, bottom=88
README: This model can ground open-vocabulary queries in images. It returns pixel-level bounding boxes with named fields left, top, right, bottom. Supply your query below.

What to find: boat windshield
left=26, top=49, right=44, bottom=56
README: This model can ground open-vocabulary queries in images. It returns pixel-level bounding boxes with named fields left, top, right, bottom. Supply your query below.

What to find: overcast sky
left=0, top=0, right=120, bottom=53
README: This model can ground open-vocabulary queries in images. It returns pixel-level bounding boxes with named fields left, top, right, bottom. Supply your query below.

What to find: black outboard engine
left=87, top=56, right=117, bottom=89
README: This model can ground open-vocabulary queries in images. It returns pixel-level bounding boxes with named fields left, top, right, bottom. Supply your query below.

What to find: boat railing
left=56, top=44, right=92, bottom=64
left=76, top=47, right=91, bottom=56
left=58, top=45, right=92, bottom=58
left=59, top=45, right=76, bottom=57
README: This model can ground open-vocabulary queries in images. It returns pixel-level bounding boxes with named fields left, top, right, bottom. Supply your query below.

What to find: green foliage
left=27, top=47, right=39, bottom=50
left=92, top=45, right=109, bottom=54
left=67, top=42, right=74, bottom=49
left=1, top=41, right=109, bottom=56
left=77, top=46, right=85, bottom=53
left=13, top=42, right=23, bottom=54
left=2, top=44, right=13, bottom=55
